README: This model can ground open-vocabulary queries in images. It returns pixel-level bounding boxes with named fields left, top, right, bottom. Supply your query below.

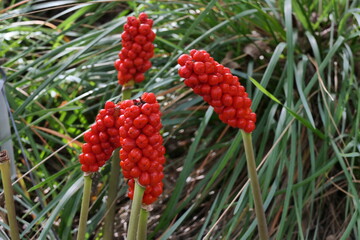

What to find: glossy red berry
left=177, top=49, right=257, bottom=132
left=115, top=13, right=156, bottom=85
left=79, top=101, right=122, bottom=172
left=119, top=92, right=165, bottom=205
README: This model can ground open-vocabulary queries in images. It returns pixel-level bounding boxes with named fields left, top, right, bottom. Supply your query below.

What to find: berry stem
left=137, top=208, right=149, bottom=240
left=103, top=81, right=133, bottom=238
left=127, top=180, right=145, bottom=240
left=241, top=130, right=269, bottom=240
left=103, top=150, right=121, bottom=239
left=0, top=150, right=20, bottom=240
left=122, top=81, right=134, bottom=100
left=77, top=173, right=93, bottom=240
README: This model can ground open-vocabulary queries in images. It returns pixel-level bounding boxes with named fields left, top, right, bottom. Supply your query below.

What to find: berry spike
left=178, top=50, right=257, bottom=133
left=79, top=101, right=121, bottom=172
left=115, top=12, right=156, bottom=85
left=119, top=92, right=165, bottom=205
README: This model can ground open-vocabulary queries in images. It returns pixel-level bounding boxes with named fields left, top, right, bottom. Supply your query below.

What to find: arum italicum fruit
left=178, top=50, right=269, bottom=240
left=115, top=12, right=156, bottom=85
left=119, top=92, right=165, bottom=240
left=79, top=101, right=121, bottom=172
left=77, top=101, right=122, bottom=240
left=105, top=12, right=156, bottom=239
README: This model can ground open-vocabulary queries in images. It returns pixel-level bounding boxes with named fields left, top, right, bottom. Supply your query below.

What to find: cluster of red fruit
left=118, top=92, right=165, bottom=205
left=178, top=50, right=256, bottom=133
left=79, top=102, right=121, bottom=172
left=115, top=12, right=156, bottom=85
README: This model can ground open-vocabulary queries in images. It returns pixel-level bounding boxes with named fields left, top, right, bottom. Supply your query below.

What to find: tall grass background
left=0, top=0, right=359, bottom=239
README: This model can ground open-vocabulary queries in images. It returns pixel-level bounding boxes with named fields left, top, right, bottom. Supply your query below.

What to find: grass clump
left=0, top=0, right=359, bottom=239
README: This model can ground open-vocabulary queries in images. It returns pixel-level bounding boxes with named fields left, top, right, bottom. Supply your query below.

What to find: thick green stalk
left=77, top=173, right=93, bottom=240
left=137, top=208, right=149, bottom=240
left=0, top=150, right=20, bottom=240
left=127, top=181, right=145, bottom=240
left=103, top=150, right=120, bottom=240
left=103, top=82, right=133, bottom=239
left=241, top=130, right=269, bottom=240
left=122, top=81, right=134, bottom=100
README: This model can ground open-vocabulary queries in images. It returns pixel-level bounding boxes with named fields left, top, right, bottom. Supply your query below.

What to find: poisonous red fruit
left=118, top=92, right=166, bottom=205
left=115, top=13, right=156, bottom=85
left=79, top=101, right=122, bottom=172
left=177, top=49, right=257, bottom=133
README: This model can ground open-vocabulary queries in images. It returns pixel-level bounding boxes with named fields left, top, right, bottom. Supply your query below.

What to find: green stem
left=127, top=181, right=145, bottom=240
left=137, top=208, right=149, bottom=240
left=0, top=151, right=20, bottom=240
left=77, top=173, right=93, bottom=240
left=122, top=81, right=134, bottom=100
left=241, top=130, right=269, bottom=240
left=103, top=82, right=133, bottom=239
left=103, top=150, right=120, bottom=240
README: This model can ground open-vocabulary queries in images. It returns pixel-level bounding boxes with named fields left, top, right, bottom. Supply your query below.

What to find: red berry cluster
left=118, top=92, right=165, bottom=205
left=79, top=101, right=121, bottom=172
left=114, top=12, right=156, bottom=85
left=178, top=50, right=256, bottom=133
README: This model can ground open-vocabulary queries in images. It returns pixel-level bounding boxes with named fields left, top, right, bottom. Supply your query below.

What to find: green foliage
left=0, top=0, right=359, bottom=239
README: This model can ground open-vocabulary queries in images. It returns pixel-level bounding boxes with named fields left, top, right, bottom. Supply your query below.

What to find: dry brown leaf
left=32, top=126, right=83, bottom=147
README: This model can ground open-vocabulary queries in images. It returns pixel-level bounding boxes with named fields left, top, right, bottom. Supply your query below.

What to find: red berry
left=208, top=75, right=220, bottom=85
left=120, top=159, right=135, bottom=171
left=136, top=134, right=149, bottom=148
left=141, top=103, right=152, bottom=115
left=119, top=149, right=128, bottom=160
left=105, top=101, right=115, bottom=109
left=139, top=12, right=148, bottom=23
left=143, top=42, right=154, bottom=52
left=248, top=112, right=256, bottom=122
left=200, top=85, right=211, bottom=95
left=142, top=92, right=156, bottom=104
left=147, top=31, right=156, bottom=42
left=130, top=167, right=141, bottom=178
left=139, top=24, right=150, bottom=35
left=128, top=126, right=141, bottom=139
left=198, top=74, right=208, bottom=83
left=89, top=165, right=99, bottom=172
left=142, top=145, right=154, bottom=157
left=84, top=153, right=96, bottom=164
left=244, top=121, right=255, bottom=133
left=244, top=97, right=252, bottom=108
left=89, top=134, right=100, bottom=144
left=193, top=51, right=205, bottom=61
left=82, top=143, right=92, bottom=153
left=210, top=86, right=222, bottom=100
left=152, top=183, right=163, bottom=196
left=134, top=35, right=147, bottom=44
left=150, top=172, right=162, bottom=185
left=134, top=57, right=144, bottom=66
left=129, top=148, right=142, bottom=162
left=205, top=62, right=216, bottom=73
left=143, top=194, right=155, bottom=205
left=81, top=164, right=89, bottom=172
left=193, top=62, right=205, bottom=74
left=133, top=114, right=148, bottom=129
left=222, top=94, right=233, bottom=106
left=138, top=157, right=151, bottom=171
left=91, top=144, right=102, bottom=154
left=178, top=54, right=192, bottom=66
left=149, top=133, right=162, bottom=145
left=178, top=66, right=192, bottom=78
left=103, top=115, right=115, bottom=127
left=139, top=172, right=150, bottom=186
left=122, top=138, right=136, bottom=152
